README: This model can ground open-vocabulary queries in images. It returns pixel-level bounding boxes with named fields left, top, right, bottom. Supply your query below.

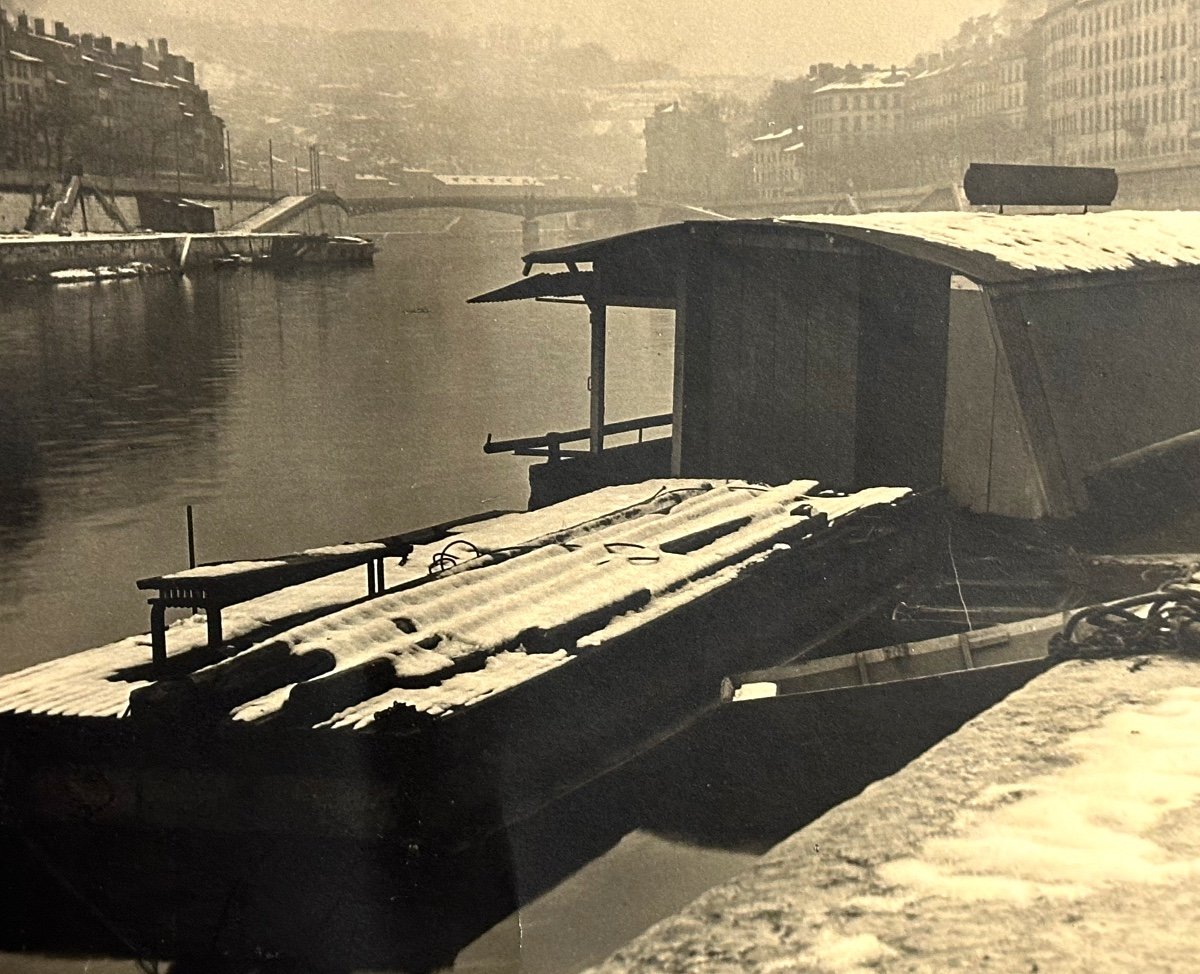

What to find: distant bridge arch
left=340, top=194, right=639, bottom=222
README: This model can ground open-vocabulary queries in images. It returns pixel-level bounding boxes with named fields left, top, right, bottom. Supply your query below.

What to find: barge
left=0, top=479, right=939, bottom=968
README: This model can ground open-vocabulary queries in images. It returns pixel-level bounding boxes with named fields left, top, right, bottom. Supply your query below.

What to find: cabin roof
left=518, top=211, right=1200, bottom=288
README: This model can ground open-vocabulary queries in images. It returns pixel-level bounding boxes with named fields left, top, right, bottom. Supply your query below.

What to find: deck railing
left=484, top=413, right=672, bottom=463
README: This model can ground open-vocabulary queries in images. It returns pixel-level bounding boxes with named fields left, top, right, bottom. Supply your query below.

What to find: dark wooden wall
left=677, top=241, right=862, bottom=487
left=855, top=251, right=950, bottom=490
left=676, top=236, right=950, bottom=493
left=1016, top=277, right=1200, bottom=501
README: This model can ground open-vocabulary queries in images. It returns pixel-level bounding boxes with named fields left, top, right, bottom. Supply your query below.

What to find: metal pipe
left=484, top=413, right=672, bottom=454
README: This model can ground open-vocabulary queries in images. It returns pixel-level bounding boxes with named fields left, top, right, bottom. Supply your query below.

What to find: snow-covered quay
left=585, top=654, right=1200, bottom=974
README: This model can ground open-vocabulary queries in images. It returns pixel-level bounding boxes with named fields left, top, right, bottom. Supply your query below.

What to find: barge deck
left=0, top=478, right=939, bottom=967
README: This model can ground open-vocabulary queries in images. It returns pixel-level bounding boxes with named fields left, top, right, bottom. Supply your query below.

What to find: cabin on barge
left=475, top=206, right=1200, bottom=524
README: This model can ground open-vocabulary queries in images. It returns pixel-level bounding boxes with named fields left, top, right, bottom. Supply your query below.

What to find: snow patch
left=162, top=560, right=290, bottom=579
left=299, top=542, right=387, bottom=556
left=797, top=930, right=899, bottom=972
left=878, top=685, right=1200, bottom=903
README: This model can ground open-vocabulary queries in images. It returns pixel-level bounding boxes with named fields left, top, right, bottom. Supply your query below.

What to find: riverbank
left=0, top=230, right=373, bottom=281
left=587, top=654, right=1200, bottom=973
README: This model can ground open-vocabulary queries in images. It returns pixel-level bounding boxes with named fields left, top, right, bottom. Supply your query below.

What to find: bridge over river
left=220, top=189, right=653, bottom=245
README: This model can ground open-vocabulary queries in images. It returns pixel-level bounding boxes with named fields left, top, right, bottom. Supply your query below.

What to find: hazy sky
left=23, top=0, right=1003, bottom=75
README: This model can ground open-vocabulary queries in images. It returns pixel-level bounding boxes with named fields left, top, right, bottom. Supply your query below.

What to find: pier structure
left=229, top=190, right=346, bottom=233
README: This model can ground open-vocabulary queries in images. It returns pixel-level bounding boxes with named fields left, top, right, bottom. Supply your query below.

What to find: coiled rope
left=1051, top=577, right=1200, bottom=660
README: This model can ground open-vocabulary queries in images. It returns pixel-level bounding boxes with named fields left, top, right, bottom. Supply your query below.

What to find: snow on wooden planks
left=0, top=479, right=912, bottom=729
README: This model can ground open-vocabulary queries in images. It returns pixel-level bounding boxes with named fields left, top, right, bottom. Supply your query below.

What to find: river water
left=0, top=227, right=677, bottom=673
left=0, top=225, right=776, bottom=973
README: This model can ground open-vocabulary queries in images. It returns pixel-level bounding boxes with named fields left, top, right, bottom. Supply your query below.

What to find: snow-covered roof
left=774, top=211, right=1200, bottom=281
left=520, top=210, right=1200, bottom=286
left=815, top=70, right=908, bottom=94
left=783, top=142, right=805, bottom=153
left=752, top=127, right=797, bottom=143
left=9, top=50, right=44, bottom=63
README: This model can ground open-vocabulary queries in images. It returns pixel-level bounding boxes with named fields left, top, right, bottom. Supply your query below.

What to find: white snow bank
left=878, top=684, right=1200, bottom=903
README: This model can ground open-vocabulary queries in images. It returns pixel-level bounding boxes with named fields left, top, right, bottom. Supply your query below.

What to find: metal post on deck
left=226, top=129, right=234, bottom=214
left=589, top=304, right=607, bottom=454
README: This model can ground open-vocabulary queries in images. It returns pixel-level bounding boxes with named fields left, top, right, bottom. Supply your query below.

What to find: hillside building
left=0, top=9, right=225, bottom=181
left=1041, top=0, right=1191, bottom=165
left=810, top=67, right=908, bottom=149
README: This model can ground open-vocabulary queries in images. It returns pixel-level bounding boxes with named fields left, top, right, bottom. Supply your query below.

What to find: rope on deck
left=1051, top=577, right=1200, bottom=660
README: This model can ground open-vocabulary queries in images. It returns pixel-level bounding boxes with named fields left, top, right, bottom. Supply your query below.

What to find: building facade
left=0, top=9, right=225, bottom=181
left=902, top=36, right=1039, bottom=183
left=750, top=126, right=805, bottom=199
left=811, top=67, right=908, bottom=149
left=1042, top=0, right=1191, bottom=165
left=638, top=101, right=731, bottom=203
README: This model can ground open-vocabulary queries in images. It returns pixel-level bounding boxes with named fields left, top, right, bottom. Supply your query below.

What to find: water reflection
left=0, top=276, right=241, bottom=653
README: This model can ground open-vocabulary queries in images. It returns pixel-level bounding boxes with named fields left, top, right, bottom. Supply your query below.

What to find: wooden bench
left=136, top=537, right=414, bottom=668
left=134, top=511, right=515, bottom=669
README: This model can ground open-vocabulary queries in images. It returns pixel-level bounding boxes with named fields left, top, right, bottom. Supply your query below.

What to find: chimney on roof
left=33, top=16, right=44, bottom=34
left=80, top=33, right=93, bottom=50
left=97, top=35, right=112, bottom=54
left=157, top=38, right=168, bottom=57
left=54, top=21, right=68, bottom=41
left=863, top=62, right=877, bottom=72
left=16, top=12, right=29, bottom=31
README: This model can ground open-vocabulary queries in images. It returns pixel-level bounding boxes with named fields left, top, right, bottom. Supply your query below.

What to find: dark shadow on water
left=0, top=659, right=1045, bottom=973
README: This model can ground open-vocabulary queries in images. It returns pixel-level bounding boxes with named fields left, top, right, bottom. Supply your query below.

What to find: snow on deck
left=776, top=210, right=1200, bottom=279
left=0, top=479, right=912, bottom=731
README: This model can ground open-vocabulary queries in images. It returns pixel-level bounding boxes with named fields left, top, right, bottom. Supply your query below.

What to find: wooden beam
left=983, top=290, right=1079, bottom=516
left=671, top=228, right=716, bottom=476
left=589, top=303, right=607, bottom=455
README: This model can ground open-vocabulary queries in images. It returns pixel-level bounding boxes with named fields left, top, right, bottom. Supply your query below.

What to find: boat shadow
left=0, top=656, right=1045, bottom=973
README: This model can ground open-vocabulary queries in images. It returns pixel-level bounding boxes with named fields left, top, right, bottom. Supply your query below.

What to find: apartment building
left=750, top=126, right=805, bottom=199
left=1042, top=0, right=1191, bottom=164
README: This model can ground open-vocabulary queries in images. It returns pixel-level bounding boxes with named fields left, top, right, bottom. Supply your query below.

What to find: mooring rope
left=1050, top=576, right=1200, bottom=661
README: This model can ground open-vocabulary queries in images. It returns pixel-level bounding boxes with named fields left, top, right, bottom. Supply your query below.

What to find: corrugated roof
left=521, top=212, right=1200, bottom=285
left=0, top=480, right=912, bottom=732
